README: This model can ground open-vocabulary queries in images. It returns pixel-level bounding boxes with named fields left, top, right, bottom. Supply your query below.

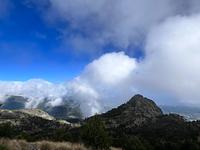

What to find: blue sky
left=0, top=1, right=92, bottom=82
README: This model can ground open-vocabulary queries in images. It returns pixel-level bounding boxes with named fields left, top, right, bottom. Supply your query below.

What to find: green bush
left=81, top=115, right=111, bottom=150
left=0, top=123, right=18, bottom=138
left=0, top=144, right=9, bottom=150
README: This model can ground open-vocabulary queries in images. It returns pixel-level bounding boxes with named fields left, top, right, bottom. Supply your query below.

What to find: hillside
left=0, top=109, right=73, bottom=141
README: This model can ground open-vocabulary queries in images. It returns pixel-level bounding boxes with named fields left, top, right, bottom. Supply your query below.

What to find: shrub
left=0, top=144, right=8, bottom=150
left=0, top=123, right=18, bottom=138
left=81, top=115, right=111, bottom=150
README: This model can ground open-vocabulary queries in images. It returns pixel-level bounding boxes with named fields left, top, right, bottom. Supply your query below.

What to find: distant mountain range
left=161, top=105, right=200, bottom=121
left=0, top=95, right=83, bottom=122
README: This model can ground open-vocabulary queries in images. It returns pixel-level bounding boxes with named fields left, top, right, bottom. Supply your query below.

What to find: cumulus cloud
left=74, top=52, right=138, bottom=108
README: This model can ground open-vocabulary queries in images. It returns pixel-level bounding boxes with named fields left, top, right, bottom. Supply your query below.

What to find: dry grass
left=0, top=139, right=87, bottom=150
left=0, top=139, right=122, bottom=150
left=37, top=141, right=88, bottom=150
left=110, top=148, right=122, bottom=150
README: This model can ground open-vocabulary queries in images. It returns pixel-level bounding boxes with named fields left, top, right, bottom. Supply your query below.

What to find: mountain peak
left=99, top=94, right=163, bottom=128
left=127, top=94, right=147, bottom=105
left=126, top=94, right=163, bottom=115
left=128, top=94, right=154, bottom=104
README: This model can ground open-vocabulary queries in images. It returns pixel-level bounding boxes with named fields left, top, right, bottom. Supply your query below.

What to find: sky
left=0, top=0, right=91, bottom=82
left=1, top=0, right=200, bottom=116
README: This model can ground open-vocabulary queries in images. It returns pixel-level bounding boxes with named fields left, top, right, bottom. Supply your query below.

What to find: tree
left=81, top=115, right=111, bottom=150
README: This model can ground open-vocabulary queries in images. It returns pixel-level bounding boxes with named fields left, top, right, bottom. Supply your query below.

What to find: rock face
left=16, top=109, right=55, bottom=120
left=100, top=94, right=163, bottom=128
left=0, top=109, right=55, bottom=123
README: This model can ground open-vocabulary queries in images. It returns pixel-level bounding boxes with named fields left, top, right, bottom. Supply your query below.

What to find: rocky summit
left=99, top=94, right=163, bottom=128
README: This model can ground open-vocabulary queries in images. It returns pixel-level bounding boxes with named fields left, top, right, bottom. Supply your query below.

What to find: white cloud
left=33, top=0, right=177, bottom=52
left=76, top=52, right=138, bottom=108
left=81, top=52, right=137, bottom=85
left=0, top=79, right=67, bottom=108
left=65, top=79, right=101, bottom=116
left=135, top=13, right=200, bottom=105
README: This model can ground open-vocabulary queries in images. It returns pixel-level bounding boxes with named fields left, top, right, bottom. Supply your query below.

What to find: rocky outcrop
left=0, top=108, right=72, bottom=138
left=0, top=109, right=55, bottom=123
left=99, top=94, right=163, bottom=128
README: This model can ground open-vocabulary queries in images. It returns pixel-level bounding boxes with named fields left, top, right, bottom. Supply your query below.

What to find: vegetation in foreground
left=0, top=139, right=86, bottom=150
left=0, top=139, right=122, bottom=150
left=1, top=114, right=200, bottom=150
